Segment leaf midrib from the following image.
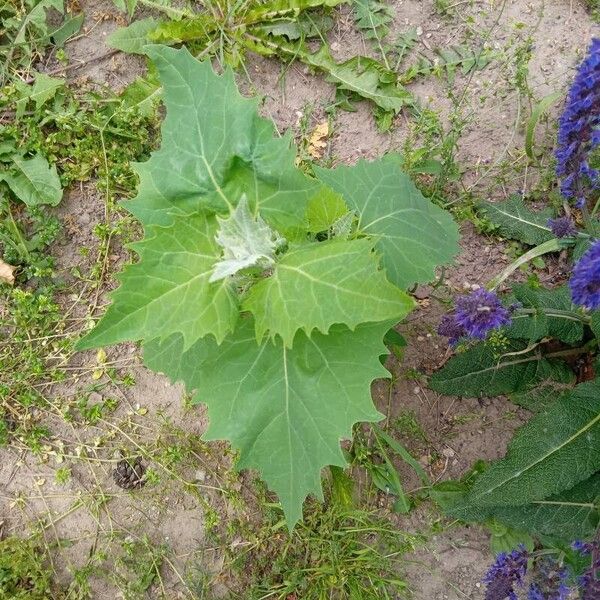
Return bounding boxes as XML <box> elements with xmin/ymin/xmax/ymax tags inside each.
<box><xmin>473</xmin><ymin>409</ymin><xmax>600</xmax><ymax>502</ymax></box>
<box><xmin>487</xmin><ymin>205</ymin><xmax>551</xmax><ymax>233</ymax></box>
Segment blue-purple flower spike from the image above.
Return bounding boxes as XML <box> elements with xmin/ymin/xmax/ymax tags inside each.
<box><xmin>570</xmin><ymin>239</ymin><xmax>600</xmax><ymax>309</ymax></box>
<box><xmin>454</xmin><ymin>288</ymin><xmax>512</xmax><ymax>340</ymax></box>
<box><xmin>555</xmin><ymin>38</ymin><xmax>600</xmax><ymax>207</ymax></box>
<box><xmin>527</xmin><ymin>559</ymin><xmax>570</xmax><ymax>600</ymax></box>
<box><xmin>483</xmin><ymin>546</ymin><xmax>528</xmax><ymax>600</ymax></box>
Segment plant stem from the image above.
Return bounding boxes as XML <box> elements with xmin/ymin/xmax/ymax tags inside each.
<box><xmin>488</xmin><ymin>238</ymin><xmax>566</xmax><ymax>290</ymax></box>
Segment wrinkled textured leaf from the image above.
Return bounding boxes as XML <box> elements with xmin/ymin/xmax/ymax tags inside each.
<box><xmin>591</xmin><ymin>312</ymin><xmax>600</xmax><ymax>340</ymax></box>
<box><xmin>243</xmin><ymin>238</ymin><xmax>414</xmax><ymax>346</ymax></box>
<box><xmin>0</xmin><ymin>154</ymin><xmax>62</xmax><ymax>207</ymax></box>
<box><xmin>315</xmin><ymin>154</ymin><xmax>459</xmax><ymax>288</ymax></box>
<box><xmin>211</xmin><ymin>195</ymin><xmax>282</xmax><ymax>281</ymax></box>
<box><xmin>509</xmin><ymin>377</ymin><xmax>574</xmax><ymax>413</ymax></box>
<box><xmin>429</xmin><ymin>342</ymin><xmax>573</xmax><ymax>397</ymax></box>
<box><xmin>77</xmin><ymin>214</ymin><xmax>238</xmax><ymax>350</ymax></box>
<box><xmin>108</xmin><ymin>18</ymin><xmax>161</xmax><ymax>54</ymax></box>
<box><xmin>126</xmin><ymin>46</ymin><xmax>320</xmax><ymax>235</ymax></box>
<box><xmin>463</xmin><ymin>380</ymin><xmax>600</xmax><ymax>508</ymax></box>
<box><xmin>479</xmin><ymin>196</ymin><xmax>554</xmax><ymax>246</ymax></box>
<box><xmin>505</xmin><ymin>284</ymin><xmax>584</xmax><ymax>344</ymax></box>
<box><xmin>144</xmin><ymin>319</ymin><xmax>389</xmax><ymax>526</ymax></box>
<box><xmin>486</xmin><ymin>474</ymin><xmax>600</xmax><ymax>541</ymax></box>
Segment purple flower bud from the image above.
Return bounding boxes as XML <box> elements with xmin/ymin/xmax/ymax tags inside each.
<box><xmin>570</xmin><ymin>239</ymin><xmax>600</xmax><ymax>309</ymax></box>
<box><xmin>437</xmin><ymin>312</ymin><xmax>466</xmax><ymax>346</ymax></box>
<box><xmin>454</xmin><ymin>288</ymin><xmax>511</xmax><ymax>340</ymax></box>
<box><xmin>547</xmin><ymin>216</ymin><xmax>577</xmax><ymax>238</ymax></box>
<box><xmin>573</xmin><ymin>540</ymin><xmax>593</xmax><ymax>555</ymax></box>
<box><xmin>574</xmin><ymin>536</ymin><xmax>600</xmax><ymax>600</ymax></box>
<box><xmin>483</xmin><ymin>546</ymin><xmax>528</xmax><ymax>600</ymax></box>
<box><xmin>527</xmin><ymin>559</ymin><xmax>570</xmax><ymax>600</ymax></box>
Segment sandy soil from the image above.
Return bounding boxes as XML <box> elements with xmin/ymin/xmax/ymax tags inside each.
<box><xmin>1</xmin><ymin>1</ymin><xmax>597</xmax><ymax>598</ymax></box>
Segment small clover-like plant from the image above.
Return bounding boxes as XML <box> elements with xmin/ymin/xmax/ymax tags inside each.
<box><xmin>430</xmin><ymin>38</ymin><xmax>600</xmax><ymax>548</ymax></box>
<box><xmin>77</xmin><ymin>45</ymin><xmax>459</xmax><ymax>527</ymax></box>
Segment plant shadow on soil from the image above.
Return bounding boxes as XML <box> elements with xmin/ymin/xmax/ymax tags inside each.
<box><xmin>0</xmin><ymin>0</ymin><xmax>597</xmax><ymax>598</ymax></box>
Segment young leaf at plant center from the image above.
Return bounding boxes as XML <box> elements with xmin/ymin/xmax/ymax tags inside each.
<box><xmin>428</xmin><ymin>341</ymin><xmax>574</xmax><ymax>397</ymax></box>
<box><xmin>125</xmin><ymin>45</ymin><xmax>320</xmax><ymax>235</ymax></box>
<box><xmin>461</xmin><ymin>379</ymin><xmax>600</xmax><ymax>509</ymax></box>
<box><xmin>0</xmin><ymin>154</ymin><xmax>62</xmax><ymax>207</ymax></box>
<box><xmin>77</xmin><ymin>213</ymin><xmax>238</xmax><ymax>351</ymax></box>
<box><xmin>478</xmin><ymin>196</ymin><xmax>555</xmax><ymax>246</ymax></box>
<box><xmin>307</xmin><ymin>187</ymin><xmax>348</xmax><ymax>233</ymax></box>
<box><xmin>243</xmin><ymin>238</ymin><xmax>415</xmax><ymax>347</ymax></box>
<box><xmin>120</xmin><ymin>69</ymin><xmax>162</xmax><ymax>117</ymax></box>
<box><xmin>488</xmin><ymin>521</ymin><xmax>534</xmax><ymax>555</ymax></box>
<box><xmin>143</xmin><ymin>319</ymin><xmax>391</xmax><ymax>527</ymax></box>
<box><xmin>211</xmin><ymin>195</ymin><xmax>283</xmax><ymax>282</ymax></box>
<box><xmin>315</xmin><ymin>154</ymin><xmax>459</xmax><ymax>288</ymax></box>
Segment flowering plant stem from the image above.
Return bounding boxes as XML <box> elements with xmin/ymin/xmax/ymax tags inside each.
<box><xmin>488</xmin><ymin>239</ymin><xmax>568</xmax><ymax>290</ymax></box>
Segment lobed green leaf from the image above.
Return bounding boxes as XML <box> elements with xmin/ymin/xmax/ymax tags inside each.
<box><xmin>243</xmin><ymin>238</ymin><xmax>414</xmax><ymax>346</ymax></box>
<box><xmin>315</xmin><ymin>154</ymin><xmax>459</xmax><ymax>288</ymax></box>
<box><xmin>144</xmin><ymin>319</ymin><xmax>390</xmax><ymax>527</ymax></box>
<box><xmin>77</xmin><ymin>214</ymin><xmax>238</xmax><ymax>350</ymax></box>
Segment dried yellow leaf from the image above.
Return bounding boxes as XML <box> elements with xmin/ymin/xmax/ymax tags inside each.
<box><xmin>308</xmin><ymin>121</ymin><xmax>329</xmax><ymax>159</ymax></box>
<box><xmin>0</xmin><ymin>259</ymin><xmax>15</xmax><ymax>285</ymax></box>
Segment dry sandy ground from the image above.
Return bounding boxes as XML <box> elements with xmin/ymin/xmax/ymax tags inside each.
<box><xmin>1</xmin><ymin>1</ymin><xmax>597</xmax><ymax>598</ymax></box>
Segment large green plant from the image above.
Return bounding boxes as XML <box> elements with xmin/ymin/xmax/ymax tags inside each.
<box><xmin>77</xmin><ymin>45</ymin><xmax>459</xmax><ymax>526</ymax></box>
